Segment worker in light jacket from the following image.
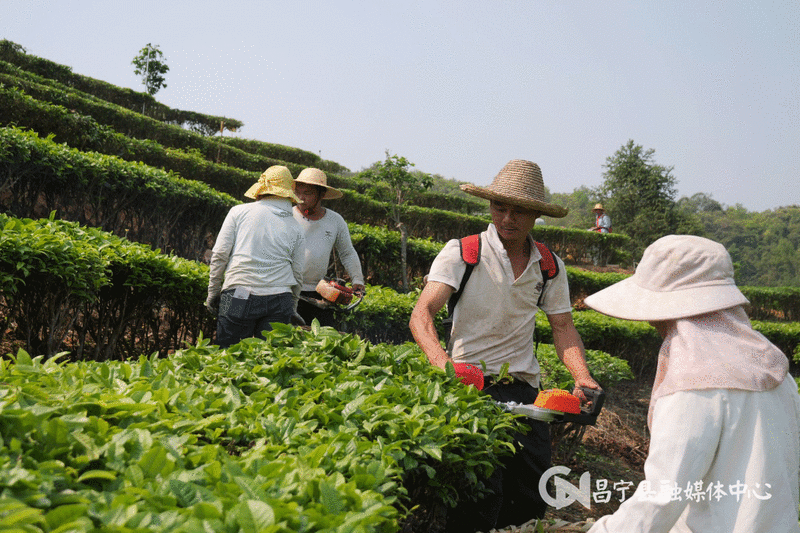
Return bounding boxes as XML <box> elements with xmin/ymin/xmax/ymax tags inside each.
<box><xmin>206</xmin><ymin>166</ymin><xmax>305</xmax><ymax>348</ymax></box>
<box><xmin>584</xmin><ymin>235</ymin><xmax>800</xmax><ymax>533</ymax></box>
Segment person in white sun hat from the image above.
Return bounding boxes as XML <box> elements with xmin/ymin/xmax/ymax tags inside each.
<box><xmin>292</xmin><ymin>167</ymin><xmax>365</xmax><ymax>327</ymax></box>
<box><xmin>206</xmin><ymin>165</ymin><xmax>305</xmax><ymax>348</ymax></box>
<box><xmin>584</xmin><ymin>234</ymin><xmax>800</xmax><ymax>533</ymax></box>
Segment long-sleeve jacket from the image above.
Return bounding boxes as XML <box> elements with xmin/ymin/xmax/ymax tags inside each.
<box><xmin>208</xmin><ymin>198</ymin><xmax>305</xmax><ymax>299</ymax></box>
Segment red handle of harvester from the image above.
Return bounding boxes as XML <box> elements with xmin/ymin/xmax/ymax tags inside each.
<box><xmin>453</xmin><ymin>363</ymin><xmax>484</xmax><ymax>390</ymax></box>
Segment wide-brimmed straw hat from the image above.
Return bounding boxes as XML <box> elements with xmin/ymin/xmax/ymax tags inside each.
<box><xmin>584</xmin><ymin>235</ymin><xmax>749</xmax><ymax>321</ymax></box>
<box><xmin>294</xmin><ymin>168</ymin><xmax>343</xmax><ymax>200</ymax></box>
<box><xmin>244</xmin><ymin>166</ymin><xmax>300</xmax><ymax>202</ymax></box>
<box><xmin>460</xmin><ymin>160</ymin><xmax>568</xmax><ymax>218</ymax></box>
<box><xmin>593</xmin><ymin>203</ymin><xmax>604</xmax><ymax>212</ymax></box>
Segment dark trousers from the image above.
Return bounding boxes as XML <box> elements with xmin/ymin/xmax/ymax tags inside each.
<box><xmin>216</xmin><ymin>290</ymin><xmax>294</xmax><ymax>348</ymax></box>
<box><xmin>446</xmin><ymin>379</ymin><xmax>551</xmax><ymax>533</ymax></box>
<box><xmin>296</xmin><ymin>291</ymin><xmax>338</xmax><ymax>328</ymax></box>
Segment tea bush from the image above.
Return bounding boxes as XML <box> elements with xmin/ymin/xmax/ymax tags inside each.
<box><xmin>0</xmin><ymin>327</ymin><xmax>523</xmax><ymax>532</ymax></box>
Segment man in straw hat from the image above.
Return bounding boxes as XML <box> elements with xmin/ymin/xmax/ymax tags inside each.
<box><xmin>292</xmin><ymin>167</ymin><xmax>365</xmax><ymax>327</ymax></box>
<box><xmin>584</xmin><ymin>235</ymin><xmax>800</xmax><ymax>533</ymax></box>
<box><xmin>410</xmin><ymin>159</ymin><xmax>601</xmax><ymax>531</ymax></box>
<box><xmin>206</xmin><ymin>165</ymin><xmax>305</xmax><ymax>348</ymax></box>
<box><xmin>588</xmin><ymin>203</ymin><xmax>612</xmax><ymax>233</ymax></box>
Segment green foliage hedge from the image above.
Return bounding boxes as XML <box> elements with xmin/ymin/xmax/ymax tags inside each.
<box><xmin>741</xmin><ymin>286</ymin><xmax>800</xmax><ymax>322</ymax></box>
<box><xmin>0</xmin><ymin>81</ymin><xmax>261</xmax><ymax>200</ymax></box>
<box><xmin>0</xmin><ymin>64</ymin><xmax>304</xmax><ymax>178</ymax></box>
<box><xmin>0</xmin><ymin>73</ymin><xmax>622</xmax><ymax>261</ymax></box>
<box><xmin>219</xmin><ymin>137</ymin><xmax>348</xmax><ymax>174</ymax></box>
<box><xmin>0</xmin><ymin>213</ymin><xmax>213</xmax><ymax>360</ymax></box>
<box><xmin>0</xmin><ymin>39</ymin><xmax>244</xmax><ymax>136</ymax></box>
<box><xmin>0</xmin><ymin>328</ymin><xmax>522</xmax><ymax>532</ymax></box>
<box><xmin>0</xmin><ymin>126</ymin><xmax>236</xmax><ymax>260</ymax></box>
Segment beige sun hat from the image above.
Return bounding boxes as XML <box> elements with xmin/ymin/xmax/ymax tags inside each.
<box><xmin>244</xmin><ymin>166</ymin><xmax>300</xmax><ymax>202</ymax></box>
<box><xmin>294</xmin><ymin>168</ymin><xmax>343</xmax><ymax>200</ymax></box>
<box><xmin>583</xmin><ymin>235</ymin><xmax>749</xmax><ymax>321</ymax></box>
<box><xmin>593</xmin><ymin>203</ymin><xmax>604</xmax><ymax>212</ymax></box>
<box><xmin>460</xmin><ymin>160</ymin><xmax>568</xmax><ymax>218</ymax></box>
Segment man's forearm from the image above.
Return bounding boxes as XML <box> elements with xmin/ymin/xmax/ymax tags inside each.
<box><xmin>410</xmin><ymin>309</ymin><xmax>452</xmax><ymax>369</ymax></box>
<box><xmin>550</xmin><ymin>313</ymin><xmax>596</xmax><ymax>386</ymax></box>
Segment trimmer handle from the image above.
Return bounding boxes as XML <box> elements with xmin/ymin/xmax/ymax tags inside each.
<box><xmin>563</xmin><ymin>387</ymin><xmax>605</xmax><ymax>426</ymax></box>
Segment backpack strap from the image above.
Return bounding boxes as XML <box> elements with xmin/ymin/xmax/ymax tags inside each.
<box><xmin>446</xmin><ymin>234</ymin><xmax>481</xmax><ymax>319</ymax></box>
<box><xmin>533</xmin><ymin>240</ymin><xmax>559</xmax><ymax>357</ymax></box>
<box><xmin>534</xmin><ymin>241</ymin><xmax>558</xmax><ymax>306</ymax></box>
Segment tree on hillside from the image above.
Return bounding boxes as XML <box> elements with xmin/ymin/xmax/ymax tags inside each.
<box><xmin>359</xmin><ymin>151</ymin><xmax>432</xmax><ymax>291</ymax></box>
<box><xmin>597</xmin><ymin>140</ymin><xmax>681</xmax><ymax>257</ymax></box>
<box><xmin>676</xmin><ymin>192</ymin><xmax>723</xmax><ymax>214</ymax></box>
<box><xmin>548</xmin><ymin>185</ymin><xmax>599</xmax><ymax>229</ymax></box>
<box><xmin>132</xmin><ymin>43</ymin><xmax>169</xmax><ymax>110</ymax></box>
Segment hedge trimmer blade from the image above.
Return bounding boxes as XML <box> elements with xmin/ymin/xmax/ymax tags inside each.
<box><xmin>498</xmin><ymin>387</ymin><xmax>606</xmax><ymax>426</ymax></box>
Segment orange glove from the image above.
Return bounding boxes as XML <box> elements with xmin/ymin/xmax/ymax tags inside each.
<box><xmin>453</xmin><ymin>363</ymin><xmax>484</xmax><ymax>390</ymax></box>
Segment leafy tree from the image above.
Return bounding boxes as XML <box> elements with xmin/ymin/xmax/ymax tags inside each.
<box><xmin>676</xmin><ymin>192</ymin><xmax>723</xmax><ymax>214</ymax></box>
<box><xmin>359</xmin><ymin>151</ymin><xmax>432</xmax><ymax>290</ymax></box>
<box><xmin>131</xmin><ymin>43</ymin><xmax>169</xmax><ymax>105</ymax></box>
<box><xmin>694</xmin><ymin>205</ymin><xmax>800</xmax><ymax>287</ymax></box>
<box><xmin>597</xmin><ymin>140</ymin><xmax>680</xmax><ymax>257</ymax></box>
<box><xmin>548</xmin><ymin>185</ymin><xmax>599</xmax><ymax>229</ymax></box>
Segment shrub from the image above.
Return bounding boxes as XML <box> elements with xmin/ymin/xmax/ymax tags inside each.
<box><xmin>0</xmin><ymin>328</ymin><xmax>522</xmax><ymax>531</ymax></box>
<box><xmin>0</xmin><ymin>213</ymin><xmax>213</xmax><ymax>359</ymax></box>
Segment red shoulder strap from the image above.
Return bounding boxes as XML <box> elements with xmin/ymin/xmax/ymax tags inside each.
<box><xmin>534</xmin><ymin>241</ymin><xmax>558</xmax><ymax>280</ymax></box>
<box><xmin>459</xmin><ymin>234</ymin><xmax>481</xmax><ymax>265</ymax></box>
<box><xmin>446</xmin><ymin>234</ymin><xmax>481</xmax><ymax>320</ymax></box>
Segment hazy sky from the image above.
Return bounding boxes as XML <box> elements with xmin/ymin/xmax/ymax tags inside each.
<box><xmin>3</xmin><ymin>0</ymin><xmax>798</xmax><ymax>212</ymax></box>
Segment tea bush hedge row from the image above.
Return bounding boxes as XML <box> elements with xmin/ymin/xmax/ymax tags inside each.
<box><xmin>0</xmin><ymin>39</ymin><xmax>244</xmax><ymax>136</ymax></box>
<box><xmin>0</xmin><ymin>213</ymin><xmax>213</xmax><ymax>359</ymax></box>
<box><xmin>0</xmin><ymin>82</ymin><xmax>260</xmax><ymax>200</ymax></box>
<box><xmin>2</xmin><ymin>210</ymin><xmax>797</xmax><ymax>367</ymax></box>
<box><xmin>0</xmin><ymin>126</ymin><xmax>236</xmax><ymax>260</ymax></box>
<box><xmin>536</xmin><ymin>310</ymin><xmax>800</xmax><ymax>377</ymax></box>
<box><xmin>0</xmin><ymin>65</ymin><xmax>306</xmax><ymax>177</ymax></box>
<box><xmin>0</xmin><ymin>60</ymin><xmax>627</xmax><ymax>261</ymax></box>
<box><xmin>0</xmin><ymin>331</ymin><xmax>520</xmax><ymax>532</ymax></box>
<box><xmin>740</xmin><ymin>285</ymin><xmax>800</xmax><ymax>322</ymax></box>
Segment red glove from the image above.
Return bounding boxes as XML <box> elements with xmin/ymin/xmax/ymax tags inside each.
<box><xmin>453</xmin><ymin>363</ymin><xmax>484</xmax><ymax>390</ymax></box>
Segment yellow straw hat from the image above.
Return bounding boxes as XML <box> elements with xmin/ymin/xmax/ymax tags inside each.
<box><xmin>244</xmin><ymin>166</ymin><xmax>300</xmax><ymax>202</ymax></box>
<box><xmin>593</xmin><ymin>203</ymin><xmax>604</xmax><ymax>212</ymax></box>
<box><xmin>294</xmin><ymin>168</ymin><xmax>343</xmax><ymax>200</ymax></box>
<box><xmin>460</xmin><ymin>160</ymin><xmax>568</xmax><ymax>218</ymax></box>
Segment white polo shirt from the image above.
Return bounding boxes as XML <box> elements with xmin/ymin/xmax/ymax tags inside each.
<box><xmin>426</xmin><ymin>224</ymin><xmax>572</xmax><ymax>388</ymax></box>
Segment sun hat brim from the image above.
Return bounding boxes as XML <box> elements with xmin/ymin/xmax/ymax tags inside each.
<box><xmin>244</xmin><ymin>166</ymin><xmax>300</xmax><ymax>202</ymax></box>
<box><xmin>293</xmin><ymin>179</ymin><xmax>343</xmax><ymax>200</ymax></box>
<box><xmin>244</xmin><ymin>183</ymin><xmax>300</xmax><ymax>202</ymax></box>
<box><xmin>583</xmin><ymin>273</ymin><xmax>749</xmax><ymax>321</ymax></box>
<box><xmin>460</xmin><ymin>183</ymin><xmax>568</xmax><ymax>218</ymax></box>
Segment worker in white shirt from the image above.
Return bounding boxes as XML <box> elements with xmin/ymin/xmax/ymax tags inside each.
<box><xmin>585</xmin><ymin>235</ymin><xmax>800</xmax><ymax>533</ymax></box>
<box><xmin>292</xmin><ymin>168</ymin><xmax>365</xmax><ymax>327</ymax></box>
<box><xmin>206</xmin><ymin>166</ymin><xmax>305</xmax><ymax>348</ymax></box>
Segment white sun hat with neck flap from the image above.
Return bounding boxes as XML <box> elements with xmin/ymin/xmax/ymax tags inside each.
<box><xmin>583</xmin><ymin>235</ymin><xmax>749</xmax><ymax>321</ymax></box>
